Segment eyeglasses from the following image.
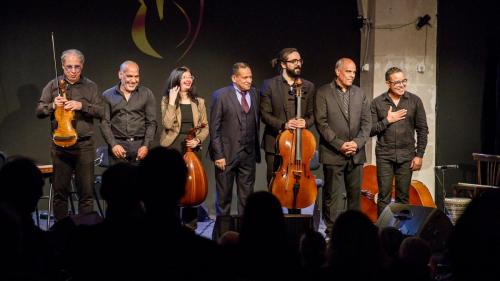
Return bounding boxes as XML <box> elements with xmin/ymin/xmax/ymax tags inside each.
<box><xmin>285</xmin><ymin>59</ymin><xmax>303</xmax><ymax>65</ymax></box>
<box><xmin>388</xmin><ymin>79</ymin><xmax>408</xmax><ymax>86</ymax></box>
<box><xmin>182</xmin><ymin>75</ymin><xmax>195</xmax><ymax>80</ymax></box>
<box><xmin>63</xmin><ymin>65</ymin><xmax>82</xmax><ymax>71</ymax></box>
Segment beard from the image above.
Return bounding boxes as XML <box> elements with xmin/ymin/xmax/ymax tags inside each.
<box><xmin>286</xmin><ymin>67</ymin><xmax>301</xmax><ymax>78</ymax></box>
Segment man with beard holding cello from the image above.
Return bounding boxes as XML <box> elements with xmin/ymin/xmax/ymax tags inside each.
<box><xmin>260</xmin><ymin>48</ymin><xmax>316</xmax><ymax>187</ymax></box>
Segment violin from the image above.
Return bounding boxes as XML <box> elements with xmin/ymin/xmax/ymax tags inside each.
<box><xmin>53</xmin><ymin>80</ymin><xmax>78</xmax><ymax>147</ymax></box>
<box><xmin>179</xmin><ymin>123</ymin><xmax>208</xmax><ymax>207</ymax></box>
<box><xmin>50</xmin><ymin>32</ymin><xmax>77</xmax><ymax>147</ymax></box>
<box><xmin>271</xmin><ymin>78</ymin><xmax>317</xmax><ymax>210</ymax></box>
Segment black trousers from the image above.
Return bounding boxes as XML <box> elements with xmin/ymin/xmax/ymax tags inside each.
<box><xmin>108</xmin><ymin>138</ymin><xmax>143</xmax><ymax>166</ymax></box>
<box><xmin>215</xmin><ymin>149</ymin><xmax>256</xmax><ymax>216</ymax></box>
<box><xmin>376</xmin><ymin>158</ymin><xmax>412</xmax><ymax>215</ymax></box>
<box><xmin>51</xmin><ymin>139</ymin><xmax>95</xmax><ymax>221</ymax></box>
<box><xmin>322</xmin><ymin>160</ymin><xmax>362</xmax><ymax>236</ymax></box>
<box><xmin>265</xmin><ymin>152</ymin><xmax>279</xmax><ymax>188</ymax></box>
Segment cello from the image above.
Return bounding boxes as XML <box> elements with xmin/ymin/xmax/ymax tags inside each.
<box><xmin>271</xmin><ymin>78</ymin><xmax>317</xmax><ymax>211</ymax></box>
<box><xmin>360</xmin><ymin>164</ymin><xmax>436</xmax><ymax>222</ymax></box>
<box><xmin>51</xmin><ymin>33</ymin><xmax>77</xmax><ymax>147</ymax></box>
<box><xmin>179</xmin><ymin>123</ymin><xmax>208</xmax><ymax>207</ymax></box>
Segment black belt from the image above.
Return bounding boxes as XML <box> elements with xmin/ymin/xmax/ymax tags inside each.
<box><xmin>116</xmin><ymin>137</ymin><xmax>144</xmax><ymax>142</ymax></box>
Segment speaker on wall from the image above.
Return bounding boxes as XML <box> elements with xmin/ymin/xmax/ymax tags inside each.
<box><xmin>376</xmin><ymin>203</ymin><xmax>453</xmax><ymax>252</ymax></box>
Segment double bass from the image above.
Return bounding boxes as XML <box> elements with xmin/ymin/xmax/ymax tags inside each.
<box><xmin>360</xmin><ymin>164</ymin><xmax>436</xmax><ymax>222</ymax></box>
<box><xmin>179</xmin><ymin>123</ymin><xmax>208</xmax><ymax>207</ymax></box>
<box><xmin>51</xmin><ymin>33</ymin><xmax>77</xmax><ymax>147</ymax></box>
<box><xmin>271</xmin><ymin>78</ymin><xmax>317</xmax><ymax>211</ymax></box>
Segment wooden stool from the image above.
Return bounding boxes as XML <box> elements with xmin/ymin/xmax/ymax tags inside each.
<box><xmin>37</xmin><ymin>164</ymin><xmax>54</xmax><ymax>230</ymax></box>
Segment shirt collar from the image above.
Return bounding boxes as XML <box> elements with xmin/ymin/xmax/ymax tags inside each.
<box><xmin>233</xmin><ymin>84</ymin><xmax>247</xmax><ymax>95</ymax></box>
<box><xmin>116</xmin><ymin>83</ymin><xmax>139</xmax><ymax>95</ymax></box>
<box><xmin>64</xmin><ymin>75</ymin><xmax>84</xmax><ymax>85</ymax></box>
<box><xmin>383</xmin><ymin>91</ymin><xmax>409</xmax><ymax>101</ymax></box>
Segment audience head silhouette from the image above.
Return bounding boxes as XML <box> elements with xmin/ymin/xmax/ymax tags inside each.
<box><xmin>379</xmin><ymin>226</ymin><xmax>405</xmax><ymax>261</ymax></box>
<box><xmin>327</xmin><ymin>210</ymin><xmax>382</xmax><ymax>280</ymax></box>
<box><xmin>240</xmin><ymin>191</ymin><xmax>286</xmax><ymax>246</ymax></box>
<box><xmin>299</xmin><ymin>229</ymin><xmax>327</xmax><ymax>269</ymax></box>
<box><xmin>448</xmin><ymin>190</ymin><xmax>500</xmax><ymax>281</ymax></box>
<box><xmin>100</xmin><ymin>162</ymin><xmax>141</xmax><ymax>217</ymax></box>
<box><xmin>138</xmin><ymin>147</ymin><xmax>187</xmax><ymax>213</ymax></box>
<box><xmin>0</xmin><ymin>156</ymin><xmax>43</xmax><ymax>214</ymax></box>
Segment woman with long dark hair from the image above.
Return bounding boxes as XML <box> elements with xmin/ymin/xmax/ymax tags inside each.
<box><xmin>160</xmin><ymin>66</ymin><xmax>209</xmax><ymax>230</ymax></box>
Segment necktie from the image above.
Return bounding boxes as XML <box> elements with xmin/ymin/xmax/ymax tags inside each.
<box><xmin>341</xmin><ymin>91</ymin><xmax>349</xmax><ymax>117</ymax></box>
<box><xmin>241</xmin><ymin>92</ymin><xmax>250</xmax><ymax>113</ymax></box>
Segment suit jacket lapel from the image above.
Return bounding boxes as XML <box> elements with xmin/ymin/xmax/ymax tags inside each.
<box><xmin>278</xmin><ymin>79</ymin><xmax>290</xmax><ymax>120</ymax></box>
<box><xmin>191</xmin><ymin>102</ymin><xmax>200</xmax><ymax>126</ymax></box>
<box><xmin>250</xmin><ymin>89</ymin><xmax>259</xmax><ymax>124</ymax></box>
<box><xmin>229</xmin><ymin>87</ymin><xmax>242</xmax><ymax>124</ymax></box>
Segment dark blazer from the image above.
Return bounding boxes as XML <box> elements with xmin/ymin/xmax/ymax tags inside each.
<box><xmin>209</xmin><ymin>85</ymin><xmax>261</xmax><ymax>164</ymax></box>
<box><xmin>314</xmin><ymin>82</ymin><xmax>371</xmax><ymax>165</ymax></box>
<box><xmin>260</xmin><ymin>75</ymin><xmax>316</xmax><ymax>153</ymax></box>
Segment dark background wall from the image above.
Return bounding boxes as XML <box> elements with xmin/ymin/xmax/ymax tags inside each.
<box><xmin>0</xmin><ymin>0</ymin><xmax>360</xmax><ymax>213</ymax></box>
<box><xmin>436</xmin><ymin>0</ymin><xmax>500</xmax><ymax>201</ymax></box>
<box><xmin>1</xmin><ymin>0</ymin><xmax>498</xmax><ymax>212</ymax></box>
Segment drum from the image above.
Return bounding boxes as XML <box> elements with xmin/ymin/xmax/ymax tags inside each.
<box><xmin>444</xmin><ymin>197</ymin><xmax>472</xmax><ymax>225</ymax></box>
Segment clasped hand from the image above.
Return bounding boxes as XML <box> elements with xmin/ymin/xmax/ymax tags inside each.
<box><xmin>54</xmin><ymin>96</ymin><xmax>82</xmax><ymax>111</ymax></box>
<box><xmin>340</xmin><ymin>141</ymin><xmax>358</xmax><ymax>156</ymax></box>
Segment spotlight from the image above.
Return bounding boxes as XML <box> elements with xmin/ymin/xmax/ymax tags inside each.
<box><xmin>416</xmin><ymin>14</ymin><xmax>431</xmax><ymax>30</ymax></box>
<box><xmin>355</xmin><ymin>15</ymin><xmax>365</xmax><ymax>29</ymax></box>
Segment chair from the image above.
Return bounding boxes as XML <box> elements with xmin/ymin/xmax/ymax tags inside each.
<box><xmin>310</xmin><ymin>150</ymin><xmax>323</xmax><ymax>188</ymax></box>
<box><xmin>92</xmin><ymin>145</ymin><xmax>109</xmax><ymax>217</ymax></box>
<box><xmin>473</xmin><ymin>153</ymin><xmax>500</xmax><ymax>186</ymax></box>
<box><xmin>454</xmin><ymin>153</ymin><xmax>500</xmax><ymax>198</ymax></box>
<box><xmin>308</xmin><ymin>150</ymin><xmax>327</xmax><ymax>232</ymax></box>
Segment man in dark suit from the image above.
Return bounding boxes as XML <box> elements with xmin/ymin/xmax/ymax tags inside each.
<box><xmin>260</xmin><ymin>48</ymin><xmax>316</xmax><ymax>186</ymax></box>
<box><xmin>314</xmin><ymin>58</ymin><xmax>371</xmax><ymax>236</ymax></box>
<box><xmin>209</xmin><ymin>62</ymin><xmax>261</xmax><ymax>216</ymax></box>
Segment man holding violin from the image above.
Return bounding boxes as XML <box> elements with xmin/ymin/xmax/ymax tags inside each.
<box><xmin>36</xmin><ymin>49</ymin><xmax>104</xmax><ymax>221</ymax></box>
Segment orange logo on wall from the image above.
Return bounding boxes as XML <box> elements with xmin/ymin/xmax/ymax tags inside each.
<box><xmin>132</xmin><ymin>0</ymin><xmax>204</xmax><ymax>61</ymax></box>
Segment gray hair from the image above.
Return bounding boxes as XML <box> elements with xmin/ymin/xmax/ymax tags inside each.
<box><xmin>61</xmin><ymin>49</ymin><xmax>85</xmax><ymax>65</ymax></box>
<box><xmin>232</xmin><ymin>62</ymin><xmax>250</xmax><ymax>75</ymax></box>
<box><xmin>119</xmin><ymin>60</ymin><xmax>139</xmax><ymax>72</ymax></box>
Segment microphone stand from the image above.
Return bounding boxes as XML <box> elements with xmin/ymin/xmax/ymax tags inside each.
<box><xmin>435</xmin><ymin>167</ymin><xmax>447</xmax><ymax>212</ymax></box>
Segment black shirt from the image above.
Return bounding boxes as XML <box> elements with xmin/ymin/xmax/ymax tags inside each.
<box><xmin>370</xmin><ymin>91</ymin><xmax>428</xmax><ymax>162</ymax></box>
<box><xmin>100</xmin><ymin>84</ymin><xmax>157</xmax><ymax>148</ymax></box>
<box><xmin>179</xmin><ymin>104</ymin><xmax>193</xmax><ymax>134</ymax></box>
<box><xmin>36</xmin><ymin>75</ymin><xmax>104</xmax><ymax>138</ymax></box>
